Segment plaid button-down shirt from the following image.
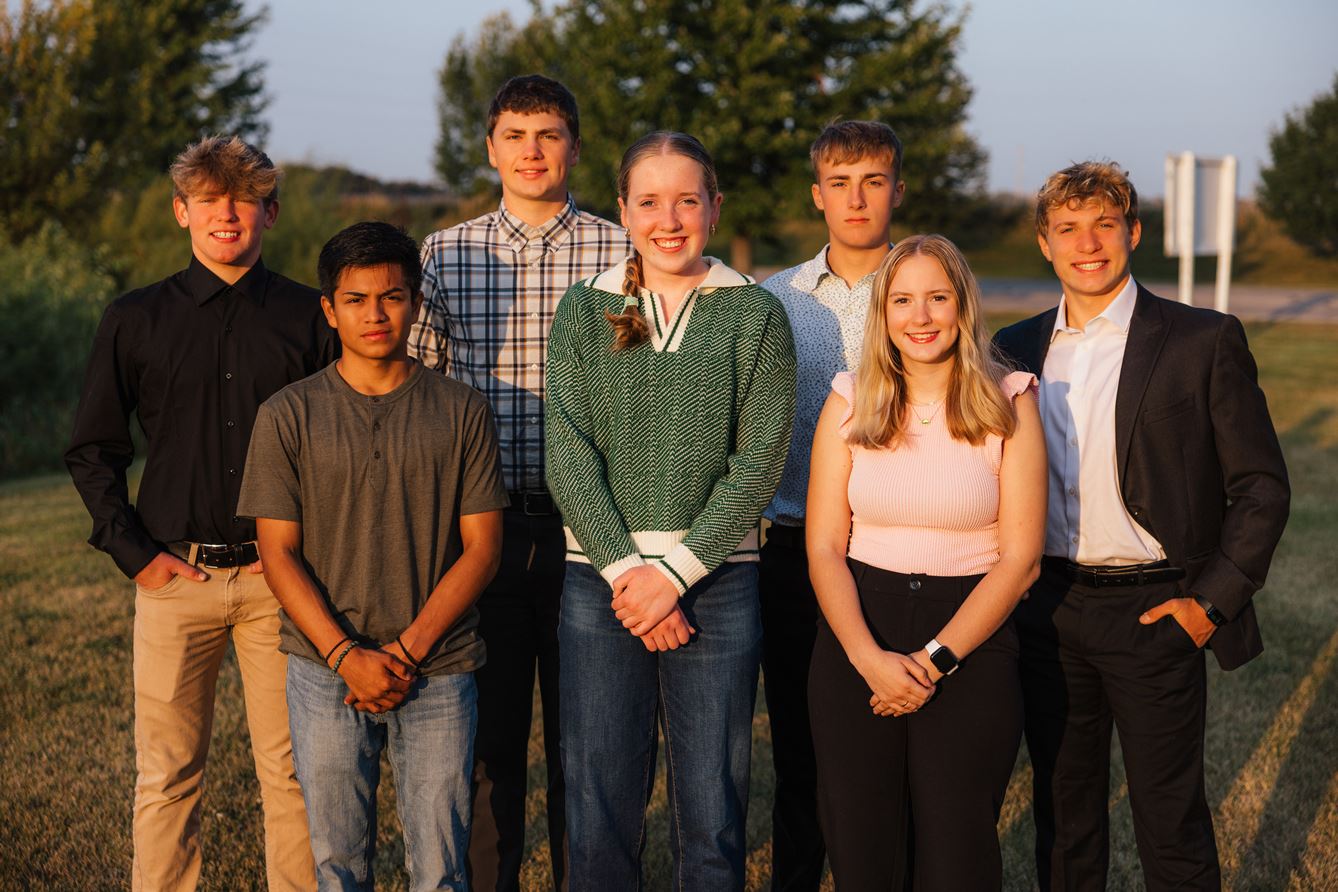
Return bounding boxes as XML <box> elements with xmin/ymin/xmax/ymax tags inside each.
<box><xmin>409</xmin><ymin>196</ymin><xmax>630</xmax><ymax>492</ymax></box>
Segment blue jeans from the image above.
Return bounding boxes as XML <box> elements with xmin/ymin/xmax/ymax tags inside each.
<box><xmin>286</xmin><ymin>655</ymin><xmax>476</xmax><ymax>892</ymax></box>
<box><xmin>559</xmin><ymin>561</ymin><xmax>762</xmax><ymax>890</ymax></box>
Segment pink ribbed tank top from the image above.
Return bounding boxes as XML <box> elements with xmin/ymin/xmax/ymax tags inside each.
<box><xmin>834</xmin><ymin>370</ymin><xmax>1036</xmax><ymax>577</ymax></box>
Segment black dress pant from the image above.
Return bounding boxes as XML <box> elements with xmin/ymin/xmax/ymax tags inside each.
<box><xmin>809</xmin><ymin>560</ymin><xmax>1022</xmax><ymax>891</ymax></box>
<box><xmin>1017</xmin><ymin>562</ymin><xmax>1220</xmax><ymax>892</ymax></box>
<box><xmin>469</xmin><ymin>506</ymin><xmax>567</xmax><ymax>892</ymax></box>
<box><xmin>758</xmin><ymin>526</ymin><xmax>825</xmax><ymax>891</ymax></box>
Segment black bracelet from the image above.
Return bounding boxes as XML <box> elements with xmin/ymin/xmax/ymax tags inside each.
<box><xmin>322</xmin><ymin>635</ymin><xmax>352</xmax><ymax>664</ymax></box>
<box><xmin>396</xmin><ymin>635</ymin><xmax>422</xmax><ymax>669</ymax></box>
<box><xmin>330</xmin><ymin>640</ymin><xmax>358</xmax><ymax>673</ymax></box>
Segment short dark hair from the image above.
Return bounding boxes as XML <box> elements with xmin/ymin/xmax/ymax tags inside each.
<box><xmin>487</xmin><ymin>74</ymin><xmax>580</xmax><ymax>141</ymax></box>
<box><xmin>317</xmin><ymin>222</ymin><xmax>422</xmax><ymax>299</ymax></box>
<box><xmin>810</xmin><ymin>120</ymin><xmax>903</xmax><ymax>183</ymax></box>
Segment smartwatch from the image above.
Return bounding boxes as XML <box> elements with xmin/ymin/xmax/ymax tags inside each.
<box><xmin>926</xmin><ymin>638</ymin><xmax>959</xmax><ymax>676</ymax></box>
<box><xmin>1192</xmin><ymin>593</ymin><xmax>1227</xmax><ymax>627</ymax></box>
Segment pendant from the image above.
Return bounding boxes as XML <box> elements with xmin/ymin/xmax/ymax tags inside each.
<box><xmin>921</xmin><ymin>418</ymin><xmax>930</xmax><ymax>425</ymax></box>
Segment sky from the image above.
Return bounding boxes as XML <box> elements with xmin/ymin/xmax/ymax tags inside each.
<box><xmin>247</xmin><ymin>0</ymin><xmax>1338</xmax><ymax>198</ymax></box>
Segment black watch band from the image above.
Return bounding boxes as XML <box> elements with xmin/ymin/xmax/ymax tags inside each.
<box><xmin>1192</xmin><ymin>593</ymin><xmax>1227</xmax><ymax>627</ymax></box>
<box><xmin>926</xmin><ymin>638</ymin><xmax>959</xmax><ymax>676</ymax></box>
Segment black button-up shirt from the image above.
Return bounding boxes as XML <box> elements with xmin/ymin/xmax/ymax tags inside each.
<box><xmin>66</xmin><ymin>256</ymin><xmax>338</xmax><ymax>577</ymax></box>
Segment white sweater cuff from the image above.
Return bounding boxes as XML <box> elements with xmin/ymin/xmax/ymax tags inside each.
<box><xmin>599</xmin><ymin>553</ymin><xmax>647</xmax><ymax>587</ymax></box>
<box><xmin>656</xmin><ymin>544</ymin><xmax>710</xmax><ymax>595</ymax></box>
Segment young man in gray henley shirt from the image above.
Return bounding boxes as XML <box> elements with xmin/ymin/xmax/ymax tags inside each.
<box><xmin>757</xmin><ymin>120</ymin><xmax>906</xmax><ymax>891</ymax></box>
<box><xmin>238</xmin><ymin>222</ymin><xmax>508</xmax><ymax>890</ymax></box>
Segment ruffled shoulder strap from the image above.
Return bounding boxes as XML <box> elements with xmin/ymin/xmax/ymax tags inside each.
<box><xmin>831</xmin><ymin>371</ymin><xmax>857</xmax><ymax>429</ymax></box>
<box><xmin>1001</xmin><ymin>369</ymin><xmax>1038</xmax><ymax>402</ymax></box>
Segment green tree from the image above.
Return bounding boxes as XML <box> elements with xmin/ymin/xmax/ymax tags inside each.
<box><xmin>1258</xmin><ymin>73</ymin><xmax>1338</xmax><ymax>258</ymax></box>
<box><xmin>0</xmin><ymin>0</ymin><xmax>268</xmax><ymax>241</ymax></box>
<box><xmin>434</xmin><ymin>0</ymin><xmax>985</xmax><ymax>271</ymax></box>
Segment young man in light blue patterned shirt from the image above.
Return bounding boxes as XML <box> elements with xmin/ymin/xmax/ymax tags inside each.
<box><xmin>757</xmin><ymin>120</ymin><xmax>906</xmax><ymax>891</ymax></box>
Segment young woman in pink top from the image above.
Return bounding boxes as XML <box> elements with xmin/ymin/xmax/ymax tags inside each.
<box><xmin>806</xmin><ymin>234</ymin><xmax>1046</xmax><ymax>889</ymax></box>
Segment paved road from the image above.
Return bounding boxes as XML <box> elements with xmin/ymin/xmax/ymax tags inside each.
<box><xmin>980</xmin><ymin>279</ymin><xmax>1338</xmax><ymax>325</ymax></box>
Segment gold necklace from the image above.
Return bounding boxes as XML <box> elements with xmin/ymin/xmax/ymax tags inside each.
<box><xmin>909</xmin><ymin>397</ymin><xmax>944</xmax><ymax>426</ymax></box>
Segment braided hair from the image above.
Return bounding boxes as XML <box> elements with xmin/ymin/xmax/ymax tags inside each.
<box><xmin>605</xmin><ymin>131</ymin><xmax>719</xmax><ymax>351</ymax></box>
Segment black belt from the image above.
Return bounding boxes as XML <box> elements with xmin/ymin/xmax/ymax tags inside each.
<box><xmin>1043</xmin><ymin>556</ymin><xmax>1185</xmax><ymax>588</ymax></box>
<box><xmin>173</xmin><ymin>541</ymin><xmax>259</xmax><ymax>569</ymax></box>
<box><xmin>765</xmin><ymin>522</ymin><xmax>805</xmax><ymax>549</ymax></box>
<box><xmin>509</xmin><ymin>489</ymin><xmax>557</xmax><ymax>517</ymax></box>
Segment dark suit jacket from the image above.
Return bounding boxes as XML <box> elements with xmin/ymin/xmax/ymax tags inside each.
<box><xmin>994</xmin><ymin>284</ymin><xmax>1290</xmax><ymax>670</ymax></box>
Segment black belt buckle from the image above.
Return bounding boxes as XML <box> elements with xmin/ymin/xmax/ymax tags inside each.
<box><xmin>195</xmin><ymin>542</ymin><xmax>259</xmax><ymax>569</ymax></box>
<box><xmin>511</xmin><ymin>490</ymin><xmax>556</xmax><ymax>517</ymax></box>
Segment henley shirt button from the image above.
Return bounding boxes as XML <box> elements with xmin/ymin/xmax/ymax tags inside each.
<box><xmin>225</xmin><ymin>326</ymin><xmax>232</xmax><ymax>334</ymax></box>
<box><xmin>373</xmin><ymin>422</ymin><xmax>381</xmax><ymax>431</ymax></box>
<box><xmin>225</xmin><ymin>372</ymin><xmax>233</xmax><ymax>380</ymax></box>
<box><xmin>1067</xmin><ymin>486</ymin><xmax>1077</xmax><ymax>496</ymax></box>
<box><xmin>232</xmin><ymin>515</ymin><xmax>239</xmax><ymax>523</ymax></box>
<box><xmin>228</xmin><ymin>468</ymin><xmax>236</xmax><ymax>476</ymax></box>
<box><xmin>909</xmin><ymin>579</ymin><xmax>922</xmax><ymax>591</ymax></box>
<box><xmin>226</xmin><ymin>420</ymin><xmax>235</xmax><ymax>428</ymax></box>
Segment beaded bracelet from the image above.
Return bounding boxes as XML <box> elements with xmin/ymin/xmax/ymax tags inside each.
<box><xmin>322</xmin><ymin>635</ymin><xmax>352</xmax><ymax>664</ymax></box>
<box><xmin>330</xmin><ymin>640</ymin><xmax>358</xmax><ymax>674</ymax></box>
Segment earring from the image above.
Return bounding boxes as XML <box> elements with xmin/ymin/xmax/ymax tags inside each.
<box><xmin>710</xmin><ymin>224</ymin><xmax>718</xmax><ymax>236</ymax></box>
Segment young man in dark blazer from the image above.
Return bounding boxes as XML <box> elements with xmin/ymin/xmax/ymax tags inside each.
<box><xmin>994</xmin><ymin>161</ymin><xmax>1289</xmax><ymax>891</ymax></box>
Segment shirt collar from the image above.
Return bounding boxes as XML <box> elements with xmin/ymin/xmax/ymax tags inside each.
<box><xmin>1052</xmin><ymin>275</ymin><xmax>1138</xmax><ymax>339</ymax></box>
<box><xmin>587</xmin><ymin>256</ymin><xmax>754</xmax><ymax>296</ymax></box>
<box><xmin>791</xmin><ymin>245</ymin><xmax>835</xmax><ymax>292</ymax></box>
<box><xmin>792</xmin><ymin>243</ymin><xmax>886</xmax><ymax>293</ymax></box>
<box><xmin>185</xmin><ymin>255</ymin><xmax>268</xmax><ymax>307</ymax></box>
<box><xmin>497</xmin><ymin>195</ymin><xmax>580</xmax><ymax>255</ymax></box>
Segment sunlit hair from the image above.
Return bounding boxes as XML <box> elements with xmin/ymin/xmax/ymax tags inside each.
<box><xmin>169</xmin><ymin>135</ymin><xmax>280</xmax><ymax>203</ymax></box>
<box><xmin>847</xmin><ymin>234</ymin><xmax>1016</xmax><ymax>448</ymax></box>
<box><xmin>487</xmin><ymin>74</ymin><xmax>580</xmax><ymax>141</ymax></box>
<box><xmin>810</xmin><ymin>119</ymin><xmax>903</xmax><ymax>183</ymax></box>
<box><xmin>1034</xmin><ymin>160</ymin><xmax>1138</xmax><ymax>237</ymax></box>
<box><xmin>606</xmin><ymin>131</ymin><xmax>720</xmax><ymax>351</ymax></box>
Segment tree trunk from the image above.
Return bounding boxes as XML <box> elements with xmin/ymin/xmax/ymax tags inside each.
<box><xmin>730</xmin><ymin>233</ymin><xmax>753</xmax><ymax>275</ymax></box>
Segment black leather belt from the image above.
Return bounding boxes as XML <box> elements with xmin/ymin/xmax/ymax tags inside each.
<box><xmin>174</xmin><ymin>541</ymin><xmax>260</xmax><ymax>569</ymax></box>
<box><xmin>1043</xmin><ymin>556</ymin><xmax>1185</xmax><ymax>588</ymax></box>
<box><xmin>509</xmin><ymin>489</ymin><xmax>557</xmax><ymax>517</ymax></box>
<box><xmin>765</xmin><ymin>522</ymin><xmax>805</xmax><ymax>549</ymax></box>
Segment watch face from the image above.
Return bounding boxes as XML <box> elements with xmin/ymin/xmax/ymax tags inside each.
<box><xmin>931</xmin><ymin>646</ymin><xmax>958</xmax><ymax>674</ymax></box>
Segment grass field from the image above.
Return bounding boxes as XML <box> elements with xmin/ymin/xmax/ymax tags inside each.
<box><xmin>2</xmin><ymin>318</ymin><xmax>1336</xmax><ymax>891</ymax></box>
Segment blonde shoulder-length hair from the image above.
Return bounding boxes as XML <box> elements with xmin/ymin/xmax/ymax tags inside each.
<box><xmin>846</xmin><ymin>234</ymin><xmax>1017</xmax><ymax>448</ymax></box>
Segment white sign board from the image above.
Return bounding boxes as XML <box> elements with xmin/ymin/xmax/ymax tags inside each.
<box><xmin>1163</xmin><ymin>152</ymin><xmax>1237</xmax><ymax>312</ymax></box>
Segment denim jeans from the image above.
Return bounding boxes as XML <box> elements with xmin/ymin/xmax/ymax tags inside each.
<box><xmin>286</xmin><ymin>655</ymin><xmax>477</xmax><ymax>892</ymax></box>
<box><xmin>559</xmin><ymin>561</ymin><xmax>762</xmax><ymax>890</ymax></box>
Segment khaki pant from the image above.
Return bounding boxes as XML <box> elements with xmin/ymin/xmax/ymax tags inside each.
<box><xmin>132</xmin><ymin>554</ymin><xmax>315</xmax><ymax>891</ymax></box>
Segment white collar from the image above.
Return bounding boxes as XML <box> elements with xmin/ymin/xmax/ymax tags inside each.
<box><xmin>587</xmin><ymin>255</ymin><xmax>754</xmax><ymax>295</ymax></box>
<box><xmin>1052</xmin><ymin>276</ymin><xmax>1138</xmax><ymax>338</ymax></box>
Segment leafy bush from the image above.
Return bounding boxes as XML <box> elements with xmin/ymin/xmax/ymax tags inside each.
<box><xmin>0</xmin><ymin>224</ymin><xmax>116</xmax><ymax>477</ymax></box>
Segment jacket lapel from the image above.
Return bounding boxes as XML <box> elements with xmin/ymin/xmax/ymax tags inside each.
<box><xmin>1018</xmin><ymin>307</ymin><xmax>1058</xmax><ymax>374</ymax></box>
<box><xmin>1115</xmin><ymin>286</ymin><xmax>1169</xmax><ymax>478</ymax></box>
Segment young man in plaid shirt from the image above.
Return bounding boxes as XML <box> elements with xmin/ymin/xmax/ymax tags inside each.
<box><xmin>408</xmin><ymin>74</ymin><xmax>629</xmax><ymax>892</ymax></box>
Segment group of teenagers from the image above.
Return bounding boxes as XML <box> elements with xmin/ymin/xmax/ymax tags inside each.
<box><xmin>65</xmin><ymin>73</ymin><xmax>1291</xmax><ymax>892</ymax></box>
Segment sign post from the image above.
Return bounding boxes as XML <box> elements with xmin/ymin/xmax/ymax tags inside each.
<box><xmin>1163</xmin><ymin>152</ymin><xmax>1238</xmax><ymax>312</ymax></box>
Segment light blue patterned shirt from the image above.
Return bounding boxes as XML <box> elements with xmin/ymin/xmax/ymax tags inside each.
<box><xmin>762</xmin><ymin>245</ymin><xmax>877</xmax><ymax>526</ymax></box>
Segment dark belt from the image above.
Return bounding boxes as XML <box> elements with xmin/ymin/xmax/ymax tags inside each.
<box><xmin>172</xmin><ymin>541</ymin><xmax>260</xmax><ymax>569</ymax></box>
<box><xmin>765</xmin><ymin>522</ymin><xmax>805</xmax><ymax>549</ymax></box>
<box><xmin>509</xmin><ymin>489</ymin><xmax>557</xmax><ymax>517</ymax></box>
<box><xmin>1042</xmin><ymin>556</ymin><xmax>1185</xmax><ymax>588</ymax></box>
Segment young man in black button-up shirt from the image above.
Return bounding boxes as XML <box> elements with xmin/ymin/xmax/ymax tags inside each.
<box><xmin>66</xmin><ymin>136</ymin><xmax>335</xmax><ymax>892</ymax></box>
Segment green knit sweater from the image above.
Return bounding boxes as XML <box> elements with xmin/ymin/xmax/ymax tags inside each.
<box><xmin>545</xmin><ymin>259</ymin><xmax>796</xmax><ymax>594</ymax></box>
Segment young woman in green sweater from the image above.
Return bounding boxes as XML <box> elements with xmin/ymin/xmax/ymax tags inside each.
<box><xmin>545</xmin><ymin>131</ymin><xmax>796</xmax><ymax>888</ymax></box>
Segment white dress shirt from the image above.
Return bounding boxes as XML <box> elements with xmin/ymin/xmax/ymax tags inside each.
<box><xmin>1039</xmin><ymin>277</ymin><xmax>1166</xmax><ymax>565</ymax></box>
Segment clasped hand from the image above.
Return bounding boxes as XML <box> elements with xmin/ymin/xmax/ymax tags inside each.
<box><xmin>610</xmin><ymin>565</ymin><xmax>695</xmax><ymax>652</ymax></box>
<box><xmin>860</xmin><ymin>649</ymin><xmax>937</xmax><ymax>718</ymax></box>
<box><xmin>336</xmin><ymin>644</ymin><xmax>416</xmax><ymax>714</ymax></box>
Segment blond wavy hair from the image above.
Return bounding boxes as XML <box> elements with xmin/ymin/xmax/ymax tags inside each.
<box><xmin>169</xmin><ymin>135</ymin><xmax>280</xmax><ymax>203</ymax></box>
<box><xmin>847</xmin><ymin>234</ymin><xmax>1016</xmax><ymax>448</ymax></box>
